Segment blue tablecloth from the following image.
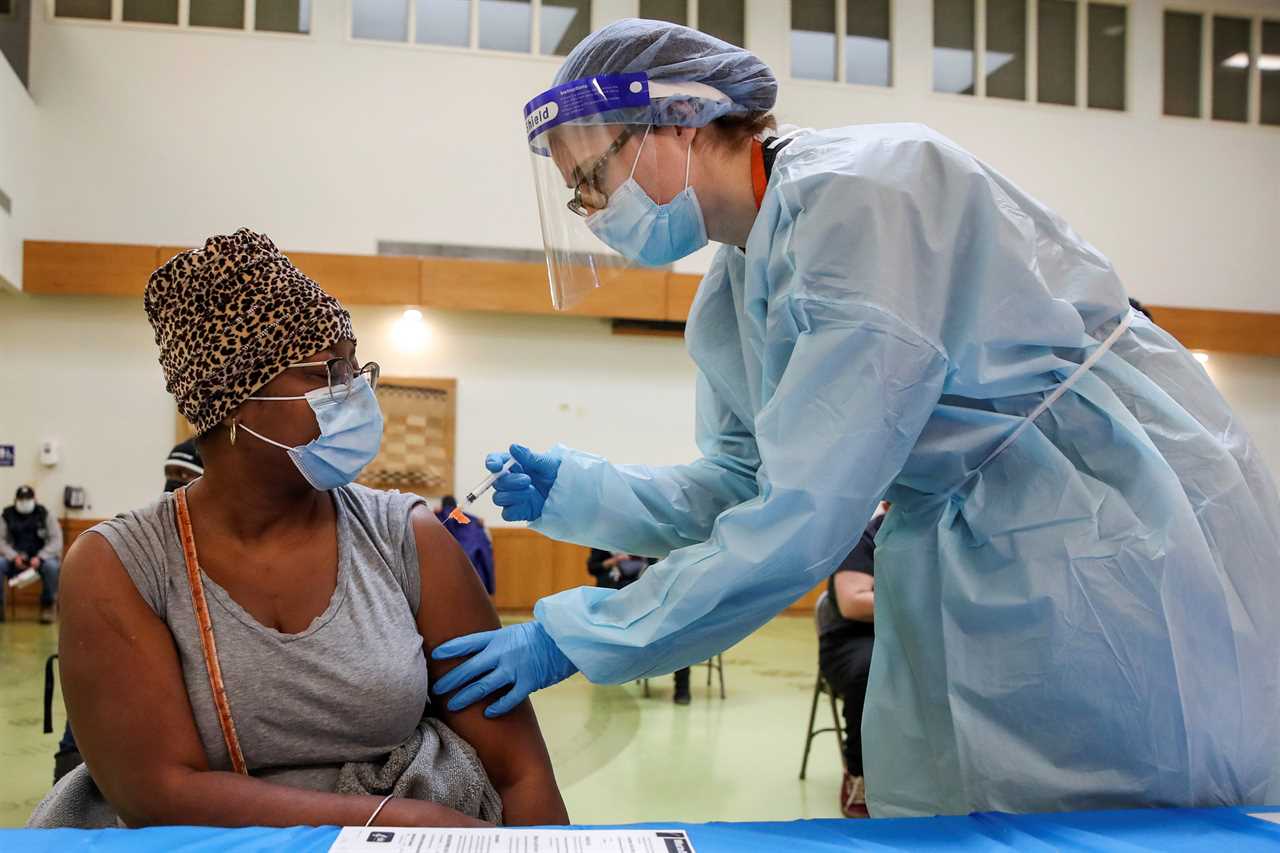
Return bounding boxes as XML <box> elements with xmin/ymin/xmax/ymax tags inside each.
<box><xmin>4</xmin><ymin>808</ymin><xmax>1280</xmax><ymax>851</ymax></box>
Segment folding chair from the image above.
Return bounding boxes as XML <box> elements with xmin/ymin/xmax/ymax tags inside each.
<box><xmin>800</xmin><ymin>591</ymin><xmax>846</xmax><ymax>779</ymax></box>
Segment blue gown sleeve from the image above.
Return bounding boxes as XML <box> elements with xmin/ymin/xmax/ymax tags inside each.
<box><xmin>534</xmin><ymin>298</ymin><xmax>949</xmax><ymax>683</ymax></box>
<box><xmin>530</xmin><ymin>371</ymin><xmax>762</xmax><ymax>558</ymax></box>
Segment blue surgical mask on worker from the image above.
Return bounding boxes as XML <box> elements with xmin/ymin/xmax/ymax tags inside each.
<box><xmin>238</xmin><ymin>376</ymin><xmax>384</xmax><ymax>491</ymax></box>
<box><xmin>587</xmin><ymin>126</ymin><xmax>708</xmax><ymax>267</ymax></box>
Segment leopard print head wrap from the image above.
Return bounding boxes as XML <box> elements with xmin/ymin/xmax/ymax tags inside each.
<box><xmin>145</xmin><ymin>228</ymin><xmax>355</xmax><ymax>435</ymax></box>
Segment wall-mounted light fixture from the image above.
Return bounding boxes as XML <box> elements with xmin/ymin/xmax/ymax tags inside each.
<box><xmin>392</xmin><ymin>307</ymin><xmax>430</xmax><ymax>353</ymax></box>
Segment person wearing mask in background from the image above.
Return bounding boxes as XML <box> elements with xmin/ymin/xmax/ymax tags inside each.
<box><xmin>51</xmin><ymin>439</ymin><xmax>208</xmax><ymax>784</ymax></box>
<box><xmin>817</xmin><ymin>503</ymin><xmax>887</xmax><ymax>818</ymax></box>
<box><xmin>431</xmin><ymin>20</ymin><xmax>1280</xmax><ymax>818</ymax></box>
<box><xmin>587</xmin><ymin>549</ymin><xmax>691</xmax><ymax>704</ymax></box>
<box><xmin>1</xmin><ymin>485</ymin><xmax>63</xmax><ymax>624</ymax></box>
<box><xmin>437</xmin><ymin>496</ymin><xmax>496</xmax><ymax>596</ymax></box>
<box><xmin>164</xmin><ymin>438</ymin><xmax>205</xmax><ymax>493</ymax></box>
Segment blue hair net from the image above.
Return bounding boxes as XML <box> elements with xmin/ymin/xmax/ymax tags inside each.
<box><xmin>552</xmin><ymin>18</ymin><xmax>777</xmax><ymax>127</ymax></box>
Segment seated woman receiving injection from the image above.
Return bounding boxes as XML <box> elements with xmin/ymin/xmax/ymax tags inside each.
<box><xmin>32</xmin><ymin>229</ymin><xmax>567</xmax><ymax>829</ymax></box>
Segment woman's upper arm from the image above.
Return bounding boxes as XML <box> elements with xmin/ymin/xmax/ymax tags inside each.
<box><xmin>58</xmin><ymin>531</ymin><xmax>210</xmax><ymax>825</ymax></box>
<box><xmin>409</xmin><ymin>508</ymin><xmax>561</xmax><ymax>797</ymax></box>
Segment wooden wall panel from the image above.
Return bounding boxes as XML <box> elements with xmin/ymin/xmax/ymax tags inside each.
<box><xmin>1147</xmin><ymin>305</ymin><xmax>1280</xmax><ymax>358</ymax></box>
<box><xmin>155</xmin><ymin>246</ymin><xmax>192</xmax><ymax>268</ymax></box>
<box><xmin>490</xmin><ymin>527</ymin><xmax>825</xmax><ymax>615</ymax></box>
<box><xmin>24</xmin><ymin>241</ymin><xmax>158</xmax><ymax>296</ymax></box>
<box><xmin>665</xmin><ymin>273</ymin><xmax>701</xmax><ymax>321</ymax></box>
<box><xmin>61</xmin><ymin>517</ymin><xmax>104</xmax><ymax>555</ymax></box>
<box><xmin>155</xmin><ymin>247</ymin><xmax>420</xmax><ymax>306</ymax></box>
<box><xmin>420</xmin><ymin>257</ymin><xmax>668</xmax><ymax>320</ymax></box>
<box><xmin>490</xmin><ymin>527</ymin><xmax>558</xmax><ymax>611</ymax></box>
<box><xmin>289</xmin><ymin>252</ymin><xmax>420</xmax><ymax>305</ymax></box>
<box><xmin>420</xmin><ymin>258</ymin><xmax>554</xmax><ymax>315</ymax></box>
<box><xmin>26</xmin><ymin>242</ymin><xmax>1280</xmax><ymax>357</ymax></box>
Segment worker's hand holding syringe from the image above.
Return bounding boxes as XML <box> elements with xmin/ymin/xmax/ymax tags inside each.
<box><xmin>447</xmin><ymin>456</ymin><xmax>517</xmax><ymax>525</ymax></box>
<box><xmin>464</xmin><ymin>445</ymin><xmax>562</xmax><ymax>523</ymax></box>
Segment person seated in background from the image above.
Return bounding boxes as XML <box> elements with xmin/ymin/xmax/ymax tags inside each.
<box><xmin>436</xmin><ymin>495</ymin><xmax>495</xmax><ymax>595</ymax></box>
<box><xmin>1</xmin><ymin>485</ymin><xmax>63</xmax><ymax>624</ymax></box>
<box><xmin>817</xmin><ymin>503</ymin><xmax>887</xmax><ymax>819</ymax></box>
<box><xmin>163</xmin><ymin>438</ymin><xmax>205</xmax><ymax>493</ymax></box>
<box><xmin>587</xmin><ymin>549</ymin><xmax>692</xmax><ymax>705</ymax></box>
<box><xmin>32</xmin><ymin>229</ymin><xmax>566</xmax><ymax>829</ymax></box>
<box><xmin>53</xmin><ymin>439</ymin><xmax>209</xmax><ymax>785</ymax></box>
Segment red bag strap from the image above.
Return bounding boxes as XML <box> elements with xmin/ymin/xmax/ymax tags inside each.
<box><xmin>174</xmin><ymin>487</ymin><xmax>248</xmax><ymax>775</ymax></box>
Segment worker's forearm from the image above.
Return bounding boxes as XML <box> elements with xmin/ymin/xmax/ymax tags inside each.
<box><xmin>128</xmin><ymin>767</ymin><xmax>482</xmax><ymax>829</ymax></box>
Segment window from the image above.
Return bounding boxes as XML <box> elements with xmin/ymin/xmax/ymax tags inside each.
<box><xmin>1087</xmin><ymin>3</ymin><xmax>1125</xmax><ymax>110</ymax></box>
<box><xmin>640</xmin><ymin>0</ymin><xmax>686</xmax><ymax>26</ymax></box>
<box><xmin>932</xmin><ymin>0</ymin><xmax>1123</xmax><ymax>109</ymax></box>
<box><xmin>847</xmin><ymin>0</ymin><xmax>891</xmax><ymax>86</ymax></box>
<box><xmin>637</xmin><ymin>1</ymin><xmax>744</xmax><ymax>46</ymax></box>
<box><xmin>541</xmin><ymin>0</ymin><xmax>590</xmax><ymax>55</ymax></box>
<box><xmin>190</xmin><ymin>0</ymin><xmax>245</xmax><ymax>29</ymax></box>
<box><xmin>352</xmin><ymin>0</ymin><xmax>591</xmax><ymax>55</ymax></box>
<box><xmin>256</xmin><ymin>0</ymin><xmax>310</xmax><ymax>34</ymax></box>
<box><xmin>792</xmin><ymin>0</ymin><xmax>836</xmax><ymax>81</ymax></box>
<box><xmin>354</xmin><ymin>0</ymin><xmax>408</xmax><ymax>41</ymax></box>
<box><xmin>1263</xmin><ymin>20</ymin><xmax>1280</xmax><ymax>126</ymax></box>
<box><xmin>700</xmin><ymin>0</ymin><xmax>744</xmax><ymax>47</ymax></box>
<box><xmin>54</xmin><ymin>0</ymin><xmax>111</xmax><ymax>19</ymax></box>
<box><xmin>1037</xmin><ymin>0</ymin><xmax>1076</xmax><ymax>104</ymax></box>
<box><xmin>1212</xmin><ymin>15</ymin><xmax>1250</xmax><ymax>123</ymax></box>
<box><xmin>54</xmin><ymin>0</ymin><xmax>309</xmax><ymax>33</ymax></box>
<box><xmin>1163</xmin><ymin>13</ymin><xmax>1280</xmax><ymax>126</ymax></box>
<box><xmin>123</xmin><ymin>0</ymin><xmax>176</xmax><ymax>24</ymax></box>
<box><xmin>416</xmin><ymin>0</ymin><xmax>469</xmax><ymax>47</ymax></box>
<box><xmin>1163</xmin><ymin>11</ymin><xmax>1201</xmax><ymax>118</ymax></box>
<box><xmin>0</xmin><ymin>0</ymin><xmax>11</xmax><ymax>14</ymax></box>
<box><xmin>793</xmin><ymin>0</ymin><xmax>890</xmax><ymax>86</ymax></box>
<box><xmin>478</xmin><ymin>0</ymin><xmax>530</xmax><ymax>52</ymax></box>
<box><xmin>985</xmin><ymin>0</ymin><xmax>1026</xmax><ymax>100</ymax></box>
<box><xmin>934</xmin><ymin>0</ymin><xmax>975</xmax><ymax>94</ymax></box>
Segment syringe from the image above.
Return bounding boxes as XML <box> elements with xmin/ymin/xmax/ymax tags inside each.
<box><xmin>448</xmin><ymin>457</ymin><xmax>517</xmax><ymax>525</ymax></box>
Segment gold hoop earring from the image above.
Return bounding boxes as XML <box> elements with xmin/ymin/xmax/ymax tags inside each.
<box><xmin>229</xmin><ymin>419</ymin><xmax>237</xmax><ymax>446</ymax></box>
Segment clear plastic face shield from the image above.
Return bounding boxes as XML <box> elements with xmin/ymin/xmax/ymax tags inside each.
<box><xmin>524</xmin><ymin>73</ymin><xmax>736</xmax><ymax>310</ymax></box>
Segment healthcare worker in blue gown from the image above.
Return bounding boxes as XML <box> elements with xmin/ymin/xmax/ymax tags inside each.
<box><xmin>432</xmin><ymin>19</ymin><xmax>1280</xmax><ymax>817</ymax></box>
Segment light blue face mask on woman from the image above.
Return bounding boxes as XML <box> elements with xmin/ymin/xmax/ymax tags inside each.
<box><xmin>586</xmin><ymin>126</ymin><xmax>709</xmax><ymax>267</ymax></box>
<box><xmin>237</xmin><ymin>375</ymin><xmax>384</xmax><ymax>491</ymax></box>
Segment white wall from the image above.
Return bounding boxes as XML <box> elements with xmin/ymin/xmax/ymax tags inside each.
<box><xmin>21</xmin><ymin>0</ymin><xmax>1280</xmax><ymax>311</ymax></box>
<box><xmin>0</xmin><ymin>37</ymin><xmax>34</xmax><ymax>290</ymax></box>
<box><xmin>0</xmin><ymin>291</ymin><xmax>699</xmax><ymax>522</ymax></box>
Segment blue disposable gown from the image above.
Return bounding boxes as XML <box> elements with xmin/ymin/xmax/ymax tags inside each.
<box><xmin>530</xmin><ymin>124</ymin><xmax>1280</xmax><ymax>816</ymax></box>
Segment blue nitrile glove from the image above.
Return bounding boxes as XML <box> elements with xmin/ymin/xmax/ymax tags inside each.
<box><xmin>485</xmin><ymin>444</ymin><xmax>561</xmax><ymax>522</ymax></box>
<box><xmin>431</xmin><ymin>620</ymin><xmax>578</xmax><ymax>717</ymax></box>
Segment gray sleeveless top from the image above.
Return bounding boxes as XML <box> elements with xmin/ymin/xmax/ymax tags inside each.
<box><xmin>92</xmin><ymin>484</ymin><xmax>431</xmax><ymax>792</ymax></box>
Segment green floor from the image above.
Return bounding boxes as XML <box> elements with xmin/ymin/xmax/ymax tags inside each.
<box><xmin>0</xmin><ymin>615</ymin><xmax>845</xmax><ymax>827</ymax></box>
